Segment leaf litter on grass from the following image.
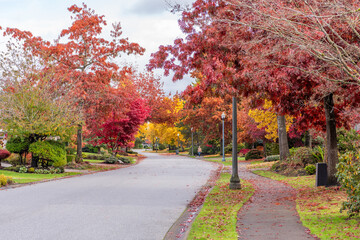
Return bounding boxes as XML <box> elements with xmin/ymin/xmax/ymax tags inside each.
<box><xmin>188</xmin><ymin>172</ymin><xmax>254</xmax><ymax>240</ymax></box>
<box><xmin>254</xmin><ymin>170</ymin><xmax>360</xmax><ymax>239</ymax></box>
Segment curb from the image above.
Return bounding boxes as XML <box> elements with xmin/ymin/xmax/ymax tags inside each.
<box><xmin>164</xmin><ymin>161</ymin><xmax>223</xmax><ymax>240</ymax></box>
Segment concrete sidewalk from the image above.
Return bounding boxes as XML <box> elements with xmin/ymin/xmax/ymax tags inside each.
<box><xmin>237</xmin><ymin>163</ymin><xmax>315</xmax><ymax>240</ymax></box>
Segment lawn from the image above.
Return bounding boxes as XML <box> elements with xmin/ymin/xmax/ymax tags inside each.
<box><xmin>253</xmin><ymin>170</ymin><xmax>360</xmax><ymax>239</ymax></box>
<box><xmin>188</xmin><ymin>173</ymin><xmax>254</xmax><ymax>239</ymax></box>
<box><xmin>0</xmin><ymin>170</ymin><xmax>82</xmax><ymax>184</ymax></box>
<box><xmin>84</xmin><ymin>159</ymin><xmax>104</xmax><ymax>163</ymax></box>
<box><xmin>202</xmin><ymin>156</ymin><xmax>246</xmax><ymax>166</ymax></box>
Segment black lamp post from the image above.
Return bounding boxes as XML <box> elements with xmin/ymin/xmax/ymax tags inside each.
<box><xmin>230</xmin><ymin>97</ymin><xmax>241</xmax><ymax>189</ymax></box>
<box><xmin>221</xmin><ymin>112</ymin><xmax>226</xmax><ymax>162</ymax></box>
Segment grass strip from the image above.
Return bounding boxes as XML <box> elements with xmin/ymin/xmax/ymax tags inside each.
<box><xmin>188</xmin><ymin>173</ymin><xmax>254</xmax><ymax>240</ymax></box>
<box><xmin>0</xmin><ymin>170</ymin><xmax>81</xmax><ymax>184</ymax></box>
<box><xmin>203</xmin><ymin>157</ymin><xmax>245</xmax><ymax>166</ymax></box>
<box><xmin>253</xmin><ymin>170</ymin><xmax>360</xmax><ymax>239</ymax></box>
<box><xmin>84</xmin><ymin>159</ymin><xmax>104</xmax><ymax>163</ymax></box>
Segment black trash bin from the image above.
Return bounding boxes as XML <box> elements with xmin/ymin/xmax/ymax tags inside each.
<box><xmin>316</xmin><ymin>163</ymin><xmax>327</xmax><ymax>187</ymax></box>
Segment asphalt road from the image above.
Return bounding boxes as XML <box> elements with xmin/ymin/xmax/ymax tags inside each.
<box><xmin>0</xmin><ymin>152</ymin><xmax>216</xmax><ymax>240</ymax></box>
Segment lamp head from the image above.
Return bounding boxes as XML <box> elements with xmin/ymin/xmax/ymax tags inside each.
<box><xmin>221</xmin><ymin>112</ymin><xmax>226</xmax><ymax>120</ymax></box>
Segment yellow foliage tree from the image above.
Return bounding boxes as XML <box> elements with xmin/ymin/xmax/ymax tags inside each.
<box><xmin>248</xmin><ymin>100</ymin><xmax>293</xmax><ymax>142</ymax></box>
<box><xmin>137</xmin><ymin>122</ymin><xmax>184</xmax><ymax>148</ymax></box>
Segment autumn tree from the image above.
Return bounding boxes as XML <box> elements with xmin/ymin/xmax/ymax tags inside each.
<box><xmin>222</xmin><ymin>0</ymin><xmax>360</xmax><ymax>184</ymax></box>
<box><xmin>148</xmin><ymin>0</ymin><xmax>291</xmax><ymax>156</ymax></box>
<box><xmin>3</xmin><ymin>3</ymin><xmax>145</xmax><ymax>163</ymax></box>
<box><xmin>92</xmin><ymin>98</ymin><xmax>150</xmax><ymax>154</ymax></box>
<box><xmin>228</xmin><ymin>0</ymin><xmax>360</xmax><ymax>86</ymax></box>
<box><xmin>149</xmin><ymin>0</ymin><xmax>360</xmax><ymax>184</ymax></box>
<box><xmin>137</xmin><ymin>122</ymin><xmax>184</xmax><ymax>150</ymax></box>
<box><xmin>0</xmin><ymin>40</ymin><xmax>80</xmax><ymax>142</ymax></box>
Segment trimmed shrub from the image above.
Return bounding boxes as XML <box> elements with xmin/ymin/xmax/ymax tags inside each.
<box><xmin>0</xmin><ymin>149</ymin><xmax>10</xmax><ymax>161</ymax></box>
<box><xmin>27</xmin><ymin>167</ymin><xmax>35</xmax><ymax>173</ymax></box>
<box><xmin>29</xmin><ymin>141</ymin><xmax>67</xmax><ymax>167</ymax></box>
<box><xmin>288</xmin><ymin>147</ymin><xmax>319</xmax><ymax>167</ymax></box>
<box><xmin>3</xmin><ymin>166</ymin><xmax>20</xmax><ymax>172</ymax></box>
<box><xmin>19</xmin><ymin>166</ymin><xmax>27</xmax><ymax>173</ymax></box>
<box><xmin>239</xmin><ymin>149</ymin><xmax>251</xmax><ymax>156</ymax></box>
<box><xmin>104</xmin><ymin>156</ymin><xmax>119</xmax><ymax>164</ymax></box>
<box><xmin>245</xmin><ymin>149</ymin><xmax>263</xmax><ymax>160</ymax></box>
<box><xmin>35</xmin><ymin>169</ymin><xmax>44</xmax><ymax>174</ymax></box>
<box><xmin>0</xmin><ymin>174</ymin><xmax>12</xmax><ymax>186</ymax></box>
<box><xmin>119</xmin><ymin>157</ymin><xmax>131</xmax><ymax>164</ymax></box>
<box><xmin>336</xmin><ymin>151</ymin><xmax>360</xmax><ymax>217</ymax></box>
<box><xmin>265</xmin><ymin>155</ymin><xmax>280</xmax><ymax>162</ymax></box>
<box><xmin>304</xmin><ymin>164</ymin><xmax>316</xmax><ymax>175</ymax></box>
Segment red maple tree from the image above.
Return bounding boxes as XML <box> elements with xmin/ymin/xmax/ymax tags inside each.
<box><xmin>3</xmin><ymin>3</ymin><xmax>145</xmax><ymax>162</ymax></box>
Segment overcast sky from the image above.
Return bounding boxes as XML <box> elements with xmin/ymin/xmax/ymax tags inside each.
<box><xmin>0</xmin><ymin>0</ymin><xmax>195</xmax><ymax>94</ymax></box>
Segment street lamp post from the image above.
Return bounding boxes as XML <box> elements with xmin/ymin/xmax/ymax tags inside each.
<box><xmin>221</xmin><ymin>112</ymin><xmax>226</xmax><ymax>162</ymax></box>
<box><xmin>191</xmin><ymin>127</ymin><xmax>194</xmax><ymax>156</ymax></box>
<box><xmin>230</xmin><ymin>97</ymin><xmax>241</xmax><ymax>189</ymax></box>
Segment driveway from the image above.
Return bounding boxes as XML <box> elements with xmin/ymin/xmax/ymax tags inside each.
<box><xmin>0</xmin><ymin>151</ymin><xmax>216</xmax><ymax>240</ymax></box>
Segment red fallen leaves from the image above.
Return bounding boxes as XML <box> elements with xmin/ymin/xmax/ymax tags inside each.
<box><xmin>306</xmin><ymin>202</ymin><xmax>320</xmax><ymax>207</ymax></box>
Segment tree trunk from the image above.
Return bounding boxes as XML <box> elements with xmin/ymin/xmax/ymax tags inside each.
<box><xmin>277</xmin><ymin>115</ymin><xmax>290</xmax><ymax>160</ymax></box>
<box><xmin>304</xmin><ymin>131</ymin><xmax>310</xmax><ymax>147</ymax></box>
<box><xmin>30</xmin><ymin>153</ymin><xmax>38</xmax><ymax>167</ymax></box>
<box><xmin>263</xmin><ymin>142</ymin><xmax>267</xmax><ymax>157</ymax></box>
<box><xmin>324</xmin><ymin>93</ymin><xmax>338</xmax><ymax>185</ymax></box>
<box><xmin>75</xmin><ymin>124</ymin><xmax>83</xmax><ymax>163</ymax></box>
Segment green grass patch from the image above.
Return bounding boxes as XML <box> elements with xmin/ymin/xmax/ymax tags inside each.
<box><xmin>250</xmin><ymin>160</ymin><xmax>264</xmax><ymax>165</ymax></box>
<box><xmin>203</xmin><ymin>157</ymin><xmax>245</xmax><ymax>166</ymax></box>
<box><xmin>253</xmin><ymin>170</ymin><xmax>315</xmax><ymax>189</ymax></box>
<box><xmin>82</xmin><ymin>152</ymin><xmax>101</xmax><ymax>156</ymax></box>
<box><xmin>253</xmin><ymin>170</ymin><xmax>360</xmax><ymax>239</ymax></box>
<box><xmin>0</xmin><ymin>170</ymin><xmax>81</xmax><ymax>184</ymax></box>
<box><xmin>84</xmin><ymin>159</ymin><xmax>104</xmax><ymax>163</ymax></box>
<box><xmin>188</xmin><ymin>173</ymin><xmax>254</xmax><ymax>239</ymax></box>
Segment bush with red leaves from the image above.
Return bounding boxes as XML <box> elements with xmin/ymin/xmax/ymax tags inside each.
<box><xmin>0</xmin><ymin>149</ymin><xmax>10</xmax><ymax>160</ymax></box>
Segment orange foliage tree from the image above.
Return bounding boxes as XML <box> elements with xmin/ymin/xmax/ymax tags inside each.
<box><xmin>3</xmin><ymin>3</ymin><xmax>145</xmax><ymax>162</ymax></box>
